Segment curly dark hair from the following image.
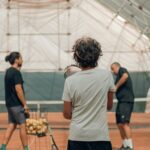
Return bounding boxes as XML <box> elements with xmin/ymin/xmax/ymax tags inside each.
<box><xmin>73</xmin><ymin>37</ymin><xmax>103</xmax><ymax>68</ymax></box>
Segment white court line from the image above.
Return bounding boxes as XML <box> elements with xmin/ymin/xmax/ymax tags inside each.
<box><xmin>0</xmin><ymin>98</ymin><xmax>148</xmax><ymax>112</ymax></box>
<box><xmin>0</xmin><ymin>98</ymin><xmax>148</xmax><ymax>105</ymax></box>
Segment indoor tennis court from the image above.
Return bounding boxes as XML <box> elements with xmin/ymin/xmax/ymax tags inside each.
<box><xmin>0</xmin><ymin>112</ymin><xmax>150</xmax><ymax>150</ymax></box>
<box><xmin>0</xmin><ymin>0</ymin><xmax>150</xmax><ymax>150</ymax></box>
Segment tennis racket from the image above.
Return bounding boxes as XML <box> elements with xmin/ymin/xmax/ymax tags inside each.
<box><xmin>48</xmin><ymin>125</ymin><xmax>59</xmax><ymax>150</ymax></box>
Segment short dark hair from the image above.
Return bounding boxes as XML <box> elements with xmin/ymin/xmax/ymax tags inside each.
<box><xmin>111</xmin><ymin>62</ymin><xmax>121</xmax><ymax>67</ymax></box>
<box><xmin>73</xmin><ymin>37</ymin><xmax>102</xmax><ymax>68</ymax></box>
<box><xmin>5</xmin><ymin>52</ymin><xmax>21</xmax><ymax>65</ymax></box>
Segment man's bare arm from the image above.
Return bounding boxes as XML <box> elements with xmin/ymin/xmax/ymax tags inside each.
<box><xmin>116</xmin><ymin>73</ymin><xmax>128</xmax><ymax>90</ymax></box>
<box><xmin>15</xmin><ymin>84</ymin><xmax>29</xmax><ymax>113</ymax></box>
<box><xmin>63</xmin><ymin>101</ymin><xmax>72</xmax><ymax>120</ymax></box>
<box><xmin>107</xmin><ymin>91</ymin><xmax>114</xmax><ymax>110</ymax></box>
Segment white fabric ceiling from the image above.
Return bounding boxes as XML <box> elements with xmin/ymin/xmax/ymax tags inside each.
<box><xmin>0</xmin><ymin>0</ymin><xmax>150</xmax><ymax>72</ymax></box>
<box><xmin>97</xmin><ymin>0</ymin><xmax>150</xmax><ymax>38</ymax></box>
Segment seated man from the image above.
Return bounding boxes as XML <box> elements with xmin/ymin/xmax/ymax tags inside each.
<box><xmin>62</xmin><ymin>37</ymin><xmax>115</xmax><ymax>150</ymax></box>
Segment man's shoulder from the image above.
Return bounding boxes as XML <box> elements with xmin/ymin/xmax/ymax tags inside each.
<box><xmin>96</xmin><ymin>68</ymin><xmax>111</xmax><ymax>76</ymax></box>
<box><xmin>66</xmin><ymin>72</ymin><xmax>79</xmax><ymax>81</ymax></box>
<box><xmin>97</xmin><ymin>68</ymin><xmax>110</xmax><ymax>73</ymax></box>
<box><xmin>6</xmin><ymin>68</ymin><xmax>21</xmax><ymax>78</ymax></box>
<box><xmin>7</xmin><ymin>67</ymin><xmax>19</xmax><ymax>72</ymax></box>
<box><xmin>120</xmin><ymin>67</ymin><xmax>128</xmax><ymax>72</ymax></box>
<box><xmin>118</xmin><ymin>67</ymin><xmax>128</xmax><ymax>75</ymax></box>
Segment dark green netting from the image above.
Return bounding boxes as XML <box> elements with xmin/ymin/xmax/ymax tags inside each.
<box><xmin>0</xmin><ymin>71</ymin><xmax>149</xmax><ymax>112</ymax></box>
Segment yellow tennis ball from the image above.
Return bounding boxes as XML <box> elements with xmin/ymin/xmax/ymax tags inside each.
<box><xmin>29</xmin><ymin>126</ymin><xmax>33</xmax><ymax>131</ymax></box>
<box><xmin>32</xmin><ymin>130</ymin><xmax>36</xmax><ymax>134</ymax></box>
<box><xmin>42</xmin><ymin>119</ymin><xmax>47</xmax><ymax>124</ymax></box>
<box><xmin>37</xmin><ymin>125</ymin><xmax>41</xmax><ymax>130</ymax></box>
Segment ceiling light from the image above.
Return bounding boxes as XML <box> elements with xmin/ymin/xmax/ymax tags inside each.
<box><xmin>142</xmin><ymin>34</ymin><xmax>149</xmax><ymax>40</ymax></box>
<box><xmin>116</xmin><ymin>15</ymin><xmax>126</xmax><ymax>22</ymax></box>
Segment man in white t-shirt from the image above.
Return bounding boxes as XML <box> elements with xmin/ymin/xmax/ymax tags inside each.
<box><xmin>62</xmin><ymin>37</ymin><xmax>115</xmax><ymax>150</ymax></box>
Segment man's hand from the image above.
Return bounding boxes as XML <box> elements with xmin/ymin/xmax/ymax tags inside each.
<box><xmin>24</xmin><ymin>105</ymin><xmax>30</xmax><ymax>114</ymax></box>
<box><xmin>115</xmin><ymin>85</ymin><xmax>118</xmax><ymax>92</ymax></box>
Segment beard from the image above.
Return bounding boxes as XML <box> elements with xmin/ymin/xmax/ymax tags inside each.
<box><xmin>18</xmin><ymin>63</ymin><xmax>22</xmax><ymax>68</ymax></box>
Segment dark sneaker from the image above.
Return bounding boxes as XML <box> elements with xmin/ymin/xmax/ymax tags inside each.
<box><xmin>118</xmin><ymin>145</ymin><xmax>126</xmax><ymax>150</ymax></box>
<box><xmin>125</xmin><ymin>147</ymin><xmax>134</xmax><ymax>150</ymax></box>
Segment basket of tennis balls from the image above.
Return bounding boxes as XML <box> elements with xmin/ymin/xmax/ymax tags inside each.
<box><xmin>26</xmin><ymin>118</ymin><xmax>48</xmax><ymax>137</ymax></box>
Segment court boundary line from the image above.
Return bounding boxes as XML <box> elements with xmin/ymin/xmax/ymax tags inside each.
<box><xmin>0</xmin><ymin>97</ymin><xmax>148</xmax><ymax>112</ymax></box>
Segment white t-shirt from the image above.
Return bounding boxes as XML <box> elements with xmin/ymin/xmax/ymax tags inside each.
<box><xmin>62</xmin><ymin>68</ymin><xmax>115</xmax><ymax>141</ymax></box>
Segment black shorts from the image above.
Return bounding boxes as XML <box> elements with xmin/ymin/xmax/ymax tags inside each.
<box><xmin>67</xmin><ymin>140</ymin><xmax>112</xmax><ymax>150</ymax></box>
<box><xmin>7</xmin><ymin>106</ymin><xmax>26</xmax><ymax>125</ymax></box>
<box><xmin>116</xmin><ymin>102</ymin><xmax>134</xmax><ymax>124</ymax></box>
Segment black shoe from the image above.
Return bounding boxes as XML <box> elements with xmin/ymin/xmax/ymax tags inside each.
<box><xmin>118</xmin><ymin>145</ymin><xmax>126</xmax><ymax>150</ymax></box>
<box><xmin>125</xmin><ymin>147</ymin><xmax>133</xmax><ymax>150</ymax></box>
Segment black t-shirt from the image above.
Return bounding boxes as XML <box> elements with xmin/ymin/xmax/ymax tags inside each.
<box><xmin>115</xmin><ymin>67</ymin><xmax>134</xmax><ymax>102</ymax></box>
<box><xmin>5</xmin><ymin>67</ymin><xmax>24</xmax><ymax>107</ymax></box>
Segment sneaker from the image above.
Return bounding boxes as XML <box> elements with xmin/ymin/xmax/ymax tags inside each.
<box><xmin>118</xmin><ymin>145</ymin><xmax>126</xmax><ymax>150</ymax></box>
<box><xmin>24</xmin><ymin>146</ymin><xmax>30</xmax><ymax>150</ymax></box>
<box><xmin>0</xmin><ymin>145</ymin><xmax>6</xmax><ymax>150</ymax></box>
<box><xmin>125</xmin><ymin>147</ymin><xmax>134</xmax><ymax>150</ymax></box>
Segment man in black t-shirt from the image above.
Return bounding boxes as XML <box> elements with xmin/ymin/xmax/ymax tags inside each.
<box><xmin>5</xmin><ymin>67</ymin><xmax>24</xmax><ymax>107</ymax></box>
<box><xmin>111</xmin><ymin>62</ymin><xmax>134</xmax><ymax>150</ymax></box>
<box><xmin>0</xmin><ymin>52</ymin><xmax>29</xmax><ymax>150</ymax></box>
